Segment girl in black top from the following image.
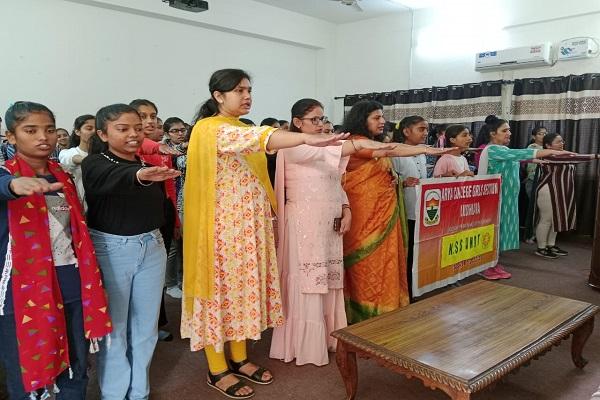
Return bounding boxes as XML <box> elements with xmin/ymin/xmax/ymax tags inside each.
<box><xmin>81</xmin><ymin>104</ymin><xmax>180</xmax><ymax>399</ymax></box>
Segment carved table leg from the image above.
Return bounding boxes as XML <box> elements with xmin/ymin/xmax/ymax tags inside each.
<box><xmin>439</xmin><ymin>385</ymin><xmax>471</xmax><ymax>400</ymax></box>
<box><xmin>452</xmin><ymin>392</ymin><xmax>471</xmax><ymax>400</ymax></box>
<box><xmin>335</xmin><ymin>341</ymin><xmax>358</xmax><ymax>400</ymax></box>
<box><xmin>572</xmin><ymin>316</ymin><xmax>594</xmax><ymax>369</ymax></box>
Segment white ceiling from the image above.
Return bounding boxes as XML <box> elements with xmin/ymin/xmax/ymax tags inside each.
<box><xmin>252</xmin><ymin>0</ymin><xmax>410</xmax><ymax>24</ymax></box>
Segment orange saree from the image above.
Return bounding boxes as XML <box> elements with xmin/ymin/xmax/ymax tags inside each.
<box><xmin>343</xmin><ymin>140</ymin><xmax>409</xmax><ymax>324</ymax></box>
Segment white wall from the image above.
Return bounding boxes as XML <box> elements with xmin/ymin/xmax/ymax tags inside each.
<box><xmin>3</xmin><ymin>0</ymin><xmax>599</xmax><ymax>129</ymax></box>
<box><xmin>331</xmin><ymin>0</ymin><xmax>600</xmax><ymax>122</ymax></box>
<box><xmin>410</xmin><ymin>0</ymin><xmax>600</xmax><ymax>88</ymax></box>
<box><xmin>331</xmin><ymin>12</ymin><xmax>413</xmax><ymax>123</ymax></box>
<box><xmin>0</xmin><ymin>0</ymin><xmax>335</xmax><ymax>129</ymax></box>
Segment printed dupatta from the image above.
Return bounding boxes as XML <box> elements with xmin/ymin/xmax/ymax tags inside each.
<box><xmin>3</xmin><ymin>157</ymin><xmax>112</xmax><ymax>392</ymax></box>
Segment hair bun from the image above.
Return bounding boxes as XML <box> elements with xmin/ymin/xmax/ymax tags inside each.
<box><xmin>484</xmin><ymin>115</ymin><xmax>499</xmax><ymax>124</ymax></box>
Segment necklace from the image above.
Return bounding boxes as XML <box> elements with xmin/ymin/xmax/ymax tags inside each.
<box><xmin>101</xmin><ymin>152</ymin><xmax>146</xmax><ymax>167</ymax></box>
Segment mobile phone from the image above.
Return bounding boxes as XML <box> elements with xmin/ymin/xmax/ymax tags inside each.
<box><xmin>333</xmin><ymin>217</ymin><xmax>341</xmax><ymax>232</ymax></box>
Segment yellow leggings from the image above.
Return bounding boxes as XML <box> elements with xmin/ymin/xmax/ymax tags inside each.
<box><xmin>205</xmin><ymin>341</ymin><xmax>247</xmax><ymax>374</ymax></box>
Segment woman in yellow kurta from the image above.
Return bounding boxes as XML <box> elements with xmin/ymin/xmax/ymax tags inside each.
<box><xmin>182</xmin><ymin>69</ymin><xmax>348</xmax><ymax>399</ymax></box>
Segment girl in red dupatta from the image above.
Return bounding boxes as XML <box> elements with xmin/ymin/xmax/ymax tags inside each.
<box><xmin>0</xmin><ymin>102</ymin><xmax>111</xmax><ymax>399</ymax></box>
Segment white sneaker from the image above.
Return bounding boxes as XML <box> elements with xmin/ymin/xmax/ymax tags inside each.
<box><xmin>166</xmin><ymin>286</ymin><xmax>183</xmax><ymax>299</ymax></box>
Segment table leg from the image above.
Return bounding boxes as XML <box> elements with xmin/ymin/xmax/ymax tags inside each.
<box><xmin>572</xmin><ymin>316</ymin><xmax>594</xmax><ymax>369</ymax></box>
<box><xmin>335</xmin><ymin>341</ymin><xmax>358</xmax><ymax>400</ymax></box>
<box><xmin>437</xmin><ymin>385</ymin><xmax>471</xmax><ymax>400</ymax></box>
<box><xmin>452</xmin><ymin>392</ymin><xmax>471</xmax><ymax>400</ymax></box>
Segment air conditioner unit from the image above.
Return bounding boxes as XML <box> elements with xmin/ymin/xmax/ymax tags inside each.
<box><xmin>475</xmin><ymin>43</ymin><xmax>554</xmax><ymax>71</ymax></box>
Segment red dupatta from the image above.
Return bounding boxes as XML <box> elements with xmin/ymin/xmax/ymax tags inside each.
<box><xmin>4</xmin><ymin>157</ymin><xmax>112</xmax><ymax>392</ymax></box>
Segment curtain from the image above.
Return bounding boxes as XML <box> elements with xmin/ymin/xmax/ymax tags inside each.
<box><xmin>344</xmin><ymin>80</ymin><xmax>503</xmax><ymax>127</ymax></box>
<box><xmin>510</xmin><ymin>73</ymin><xmax>600</xmax><ymax>235</ymax></box>
<box><xmin>344</xmin><ymin>81</ymin><xmax>502</xmax><ymax>154</ymax></box>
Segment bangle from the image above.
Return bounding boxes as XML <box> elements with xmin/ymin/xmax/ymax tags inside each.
<box><xmin>136</xmin><ymin>168</ymin><xmax>153</xmax><ymax>186</ymax></box>
<box><xmin>342</xmin><ymin>204</ymin><xmax>351</xmax><ymax>211</ymax></box>
<box><xmin>350</xmin><ymin>140</ymin><xmax>358</xmax><ymax>152</ymax></box>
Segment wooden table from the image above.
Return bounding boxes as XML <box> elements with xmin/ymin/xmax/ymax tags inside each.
<box><xmin>332</xmin><ymin>281</ymin><xmax>598</xmax><ymax>399</ymax></box>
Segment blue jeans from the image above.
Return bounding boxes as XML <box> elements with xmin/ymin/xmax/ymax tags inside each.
<box><xmin>90</xmin><ymin>229</ymin><xmax>166</xmax><ymax>400</ymax></box>
<box><xmin>0</xmin><ymin>301</ymin><xmax>88</xmax><ymax>400</ymax></box>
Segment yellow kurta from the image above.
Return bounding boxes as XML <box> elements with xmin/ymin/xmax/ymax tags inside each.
<box><xmin>181</xmin><ymin>116</ymin><xmax>283</xmax><ymax>351</ymax></box>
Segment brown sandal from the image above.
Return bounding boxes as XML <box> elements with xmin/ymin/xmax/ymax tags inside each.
<box><xmin>230</xmin><ymin>359</ymin><xmax>273</xmax><ymax>385</ymax></box>
<box><xmin>207</xmin><ymin>370</ymin><xmax>255</xmax><ymax>399</ymax></box>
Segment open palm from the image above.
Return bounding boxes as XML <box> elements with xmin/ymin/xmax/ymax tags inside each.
<box><xmin>138</xmin><ymin>166</ymin><xmax>181</xmax><ymax>182</ymax></box>
<box><xmin>305</xmin><ymin>132</ymin><xmax>350</xmax><ymax>147</ymax></box>
<box><xmin>425</xmin><ymin>147</ymin><xmax>458</xmax><ymax>156</ymax></box>
<box><xmin>356</xmin><ymin>140</ymin><xmax>396</xmax><ymax>151</ymax></box>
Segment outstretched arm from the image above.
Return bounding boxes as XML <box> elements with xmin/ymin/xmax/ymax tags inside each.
<box><xmin>385</xmin><ymin>144</ymin><xmax>456</xmax><ymax>158</ymax></box>
<box><xmin>340</xmin><ymin>139</ymin><xmax>395</xmax><ymax>157</ymax></box>
<box><xmin>535</xmin><ymin>149</ymin><xmax>577</xmax><ymax>159</ymax></box>
<box><xmin>538</xmin><ymin>151</ymin><xmax>595</xmax><ymax>163</ymax></box>
<box><xmin>266</xmin><ymin>131</ymin><xmax>349</xmax><ymax>151</ymax></box>
<box><xmin>9</xmin><ymin>177</ymin><xmax>63</xmax><ymax>196</ymax></box>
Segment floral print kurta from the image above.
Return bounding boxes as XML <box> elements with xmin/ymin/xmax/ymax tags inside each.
<box><xmin>181</xmin><ymin>120</ymin><xmax>283</xmax><ymax>352</ymax></box>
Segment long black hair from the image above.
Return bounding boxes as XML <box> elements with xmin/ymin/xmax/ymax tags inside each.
<box><xmin>342</xmin><ymin>100</ymin><xmax>383</xmax><ymax>139</ymax></box>
<box><xmin>69</xmin><ymin>114</ymin><xmax>95</xmax><ymax>148</ymax></box>
<box><xmin>193</xmin><ymin>69</ymin><xmax>251</xmax><ymax>123</ymax></box>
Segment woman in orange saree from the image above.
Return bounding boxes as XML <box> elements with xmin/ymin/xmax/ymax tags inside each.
<box><xmin>342</xmin><ymin>100</ymin><xmax>450</xmax><ymax>323</ymax></box>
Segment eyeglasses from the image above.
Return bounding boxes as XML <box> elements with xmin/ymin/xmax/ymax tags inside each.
<box><xmin>168</xmin><ymin>128</ymin><xmax>187</xmax><ymax>134</ymax></box>
<box><xmin>300</xmin><ymin>116</ymin><xmax>328</xmax><ymax>125</ymax></box>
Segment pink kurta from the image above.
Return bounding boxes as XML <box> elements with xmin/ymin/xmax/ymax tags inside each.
<box><xmin>269</xmin><ymin>145</ymin><xmax>349</xmax><ymax>366</ymax></box>
<box><xmin>433</xmin><ymin>154</ymin><xmax>470</xmax><ymax>177</ymax></box>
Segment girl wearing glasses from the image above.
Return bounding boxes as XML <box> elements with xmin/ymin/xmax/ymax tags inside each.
<box><xmin>163</xmin><ymin>117</ymin><xmax>188</xmax><ymax>150</ymax></box>
<box><xmin>270</xmin><ymin>99</ymin><xmax>446</xmax><ymax>365</ymax></box>
<box><xmin>182</xmin><ymin>69</ymin><xmax>350</xmax><ymax>399</ymax></box>
<box><xmin>269</xmin><ymin>99</ymin><xmax>351</xmax><ymax>366</ymax></box>
<box><xmin>162</xmin><ymin>117</ymin><xmax>188</xmax><ymax>299</ymax></box>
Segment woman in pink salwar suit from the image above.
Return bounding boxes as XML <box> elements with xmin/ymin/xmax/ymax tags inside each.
<box><xmin>269</xmin><ymin>99</ymin><xmax>393</xmax><ymax>366</ymax></box>
<box><xmin>269</xmin><ymin>99</ymin><xmax>349</xmax><ymax>366</ymax></box>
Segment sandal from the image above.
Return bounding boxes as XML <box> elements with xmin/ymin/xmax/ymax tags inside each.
<box><xmin>207</xmin><ymin>370</ymin><xmax>255</xmax><ymax>399</ymax></box>
<box><xmin>230</xmin><ymin>359</ymin><xmax>274</xmax><ymax>385</ymax></box>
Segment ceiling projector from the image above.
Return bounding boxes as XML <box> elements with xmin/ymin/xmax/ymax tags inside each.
<box><xmin>163</xmin><ymin>0</ymin><xmax>208</xmax><ymax>12</ymax></box>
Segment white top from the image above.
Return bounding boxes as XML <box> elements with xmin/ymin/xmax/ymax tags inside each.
<box><xmin>392</xmin><ymin>152</ymin><xmax>428</xmax><ymax>220</ymax></box>
<box><xmin>477</xmin><ymin>145</ymin><xmax>491</xmax><ymax>175</ymax></box>
<box><xmin>59</xmin><ymin>147</ymin><xmax>88</xmax><ymax>210</ymax></box>
<box><xmin>46</xmin><ymin>193</ymin><xmax>77</xmax><ymax>266</ymax></box>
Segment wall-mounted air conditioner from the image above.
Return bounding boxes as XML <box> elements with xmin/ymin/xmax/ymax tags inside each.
<box><xmin>475</xmin><ymin>43</ymin><xmax>554</xmax><ymax>71</ymax></box>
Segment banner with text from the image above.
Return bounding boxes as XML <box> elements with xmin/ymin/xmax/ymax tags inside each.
<box><xmin>412</xmin><ymin>175</ymin><xmax>501</xmax><ymax>296</ymax></box>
